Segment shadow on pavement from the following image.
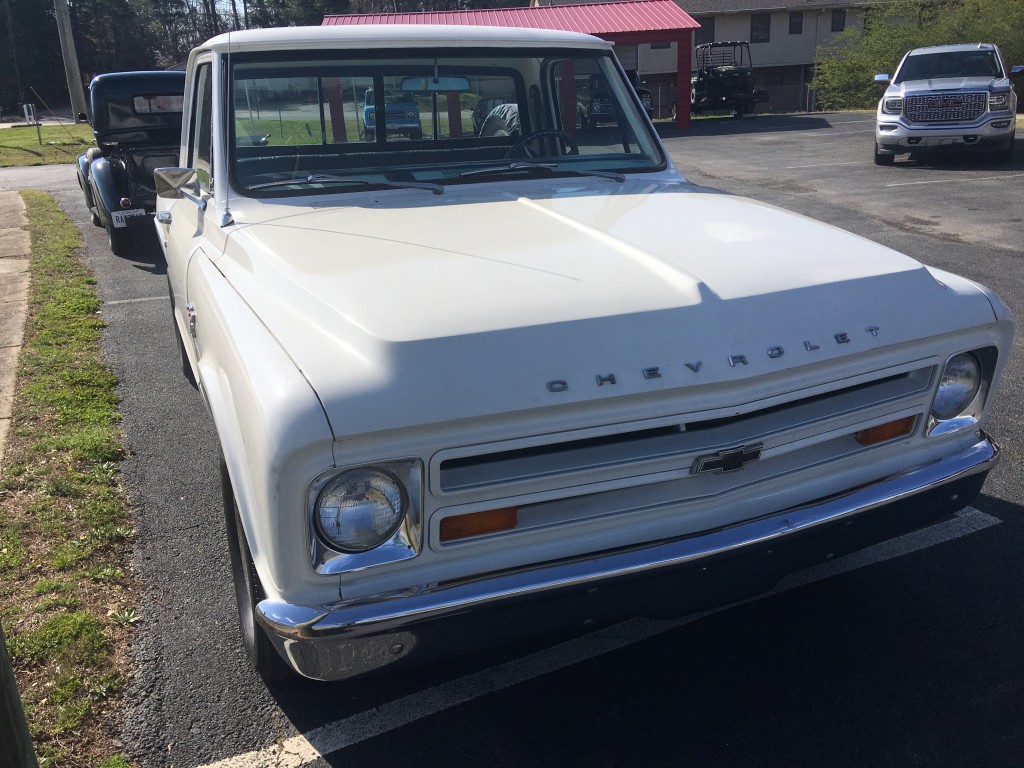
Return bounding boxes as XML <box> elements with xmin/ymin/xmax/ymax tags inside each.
<box><xmin>655</xmin><ymin>113</ymin><xmax>837</xmax><ymax>140</ymax></box>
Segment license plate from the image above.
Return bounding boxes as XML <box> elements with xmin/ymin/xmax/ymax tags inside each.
<box><xmin>112</xmin><ymin>209</ymin><xmax>146</xmax><ymax>228</ymax></box>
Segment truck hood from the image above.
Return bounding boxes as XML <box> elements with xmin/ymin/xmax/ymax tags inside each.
<box><xmin>217</xmin><ymin>180</ymin><xmax>997</xmax><ymax>435</ymax></box>
<box><xmin>888</xmin><ymin>76</ymin><xmax>1008</xmax><ymax>95</ymax></box>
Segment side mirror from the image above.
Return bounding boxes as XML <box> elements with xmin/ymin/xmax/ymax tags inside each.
<box><xmin>1010</xmin><ymin>65</ymin><xmax>1024</xmax><ymax>78</ymax></box>
<box><xmin>155</xmin><ymin>167</ymin><xmax>206</xmax><ymax>211</ymax></box>
<box><xmin>874</xmin><ymin>74</ymin><xmax>891</xmax><ymax>84</ymax></box>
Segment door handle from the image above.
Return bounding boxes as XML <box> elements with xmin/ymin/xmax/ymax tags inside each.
<box><xmin>156</xmin><ymin>211</ymin><xmax>172</xmax><ymax>225</ymax></box>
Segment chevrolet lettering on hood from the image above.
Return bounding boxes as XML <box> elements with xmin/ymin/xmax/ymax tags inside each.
<box><xmin>547</xmin><ymin>326</ymin><xmax>883</xmax><ymax>392</ymax></box>
<box><xmin>156</xmin><ymin>25</ymin><xmax>1013</xmax><ymax>682</ymax></box>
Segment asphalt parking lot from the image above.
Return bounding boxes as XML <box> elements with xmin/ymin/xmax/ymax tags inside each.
<box><xmin>2</xmin><ymin>111</ymin><xmax>1022</xmax><ymax>768</ymax></box>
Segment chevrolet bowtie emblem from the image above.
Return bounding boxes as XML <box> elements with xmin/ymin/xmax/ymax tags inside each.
<box><xmin>692</xmin><ymin>444</ymin><xmax>763</xmax><ymax>475</ymax></box>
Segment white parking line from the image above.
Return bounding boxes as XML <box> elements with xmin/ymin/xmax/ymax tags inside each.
<box><xmin>104</xmin><ymin>295</ymin><xmax>168</xmax><ymax>306</ymax></box>
<box><xmin>885</xmin><ymin>173</ymin><xmax>1024</xmax><ymax>187</ymax></box>
<box><xmin>785</xmin><ymin>161</ymin><xmax>865</xmax><ymax>169</ymax></box>
<box><xmin>196</xmin><ymin>507</ymin><xmax>1000</xmax><ymax>768</ymax></box>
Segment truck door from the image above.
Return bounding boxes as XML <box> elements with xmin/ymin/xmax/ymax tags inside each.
<box><xmin>157</xmin><ymin>60</ymin><xmax>215</xmax><ymax>375</ymax></box>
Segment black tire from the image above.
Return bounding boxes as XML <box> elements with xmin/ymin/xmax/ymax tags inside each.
<box><xmin>874</xmin><ymin>142</ymin><xmax>895</xmax><ymax>166</ymax></box>
<box><xmin>221</xmin><ymin>459</ymin><xmax>292</xmax><ymax>681</ymax></box>
<box><xmin>994</xmin><ymin>132</ymin><xmax>1014</xmax><ymax>164</ymax></box>
<box><xmin>107</xmin><ymin>221</ymin><xmax>133</xmax><ymax>256</ymax></box>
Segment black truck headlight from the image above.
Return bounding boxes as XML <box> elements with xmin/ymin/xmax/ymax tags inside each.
<box><xmin>315</xmin><ymin>467</ymin><xmax>407</xmax><ymax>552</ymax></box>
<box><xmin>882</xmin><ymin>97</ymin><xmax>904</xmax><ymax>115</ymax></box>
<box><xmin>989</xmin><ymin>92</ymin><xmax>1010</xmax><ymax>110</ymax></box>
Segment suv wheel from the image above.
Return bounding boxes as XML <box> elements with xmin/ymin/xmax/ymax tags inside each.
<box><xmin>995</xmin><ymin>132</ymin><xmax>1015</xmax><ymax>164</ymax></box>
<box><xmin>874</xmin><ymin>142</ymin><xmax>895</xmax><ymax>166</ymax></box>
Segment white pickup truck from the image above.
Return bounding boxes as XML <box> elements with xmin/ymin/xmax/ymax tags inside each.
<box><xmin>156</xmin><ymin>25</ymin><xmax>1013</xmax><ymax>681</ymax></box>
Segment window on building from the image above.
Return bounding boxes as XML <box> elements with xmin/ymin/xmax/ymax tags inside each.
<box><xmin>651</xmin><ymin>42</ymin><xmax>671</xmax><ymax>50</ymax></box>
<box><xmin>831</xmin><ymin>9</ymin><xmax>846</xmax><ymax>32</ymax></box>
<box><xmin>751</xmin><ymin>13</ymin><xmax>771</xmax><ymax>44</ymax></box>
<box><xmin>789</xmin><ymin>11</ymin><xmax>803</xmax><ymax>34</ymax></box>
<box><xmin>694</xmin><ymin>17</ymin><xmax>715</xmax><ymax>46</ymax></box>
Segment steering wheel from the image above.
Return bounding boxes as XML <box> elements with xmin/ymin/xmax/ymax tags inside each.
<box><xmin>505</xmin><ymin>129</ymin><xmax>580</xmax><ymax>159</ymax></box>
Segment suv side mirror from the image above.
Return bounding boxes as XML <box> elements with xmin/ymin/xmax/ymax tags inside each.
<box><xmin>874</xmin><ymin>74</ymin><xmax>891</xmax><ymax>84</ymax></box>
<box><xmin>1010</xmin><ymin>65</ymin><xmax>1024</xmax><ymax>78</ymax></box>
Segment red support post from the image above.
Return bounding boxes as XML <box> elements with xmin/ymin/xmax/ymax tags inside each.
<box><xmin>676</xmin><ymin>32</ymin><xmax>692</xmax><ymax>129</ymax></box>
<box><xmin>325</xmin><ymin>77</ymin><xmax>347</xmax><ymax>143</ymax></box>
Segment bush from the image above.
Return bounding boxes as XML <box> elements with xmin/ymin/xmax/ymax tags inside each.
<box><xmin>814</xmin><ymin>0</ymin><xmax>1024</xmax><ymax>111</ymax></box>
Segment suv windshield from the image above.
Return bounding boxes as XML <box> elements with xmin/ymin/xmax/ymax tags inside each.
<box><xmin>229</xmin><ymin>48</ymin><xmax>664</xmax><ymax>195</ymax></box>
<box><xmin>895</xmin><ymin>50</ymin><xmax>1003</xmax><ymax>83</ymax></box>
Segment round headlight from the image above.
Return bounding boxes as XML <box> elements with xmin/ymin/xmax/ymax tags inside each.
<box><xmin>315</xmin><ymin>468</ymin><xmax>407</xmax><ymax>553</ymax></box>
<box><xmin>931</xmin><ymin>353</ymin><xmax>981</xmax><ymax>420</ymax></box>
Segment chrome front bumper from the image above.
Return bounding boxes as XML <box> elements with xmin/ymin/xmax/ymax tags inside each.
<box><xmin>258</xmin><ymin>435</ymin><xmax>999</xmax><ymax>681</ymax></box>
<box><xmin>876</xmin><ymin>114</ymin><xmax>1015</xmax><ymax>152</ymax></box>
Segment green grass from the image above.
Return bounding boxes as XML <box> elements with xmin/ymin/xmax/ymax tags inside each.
<box><xmin>0</xmin><ymin>123</ymin><xmax>92</xmax><ymax>167</ymax></box>
<box><xmin>0</xmin><ymin>191</ymin><xmax>136</xmax><ymax>767</ymax></box>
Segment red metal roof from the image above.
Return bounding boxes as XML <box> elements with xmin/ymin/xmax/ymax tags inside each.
<box><xmin>322</xmin><ymin>1</ymin><xmax>699</xmax><ymax>35</ymax></box>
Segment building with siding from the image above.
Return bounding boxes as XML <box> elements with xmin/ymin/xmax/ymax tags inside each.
<box><xmin>534</xmin><ymin>0</ymin><xmax>874</xmax><ymax>113</ymax></box>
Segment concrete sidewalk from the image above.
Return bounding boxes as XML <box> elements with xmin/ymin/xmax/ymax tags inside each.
<box><xmin>0</xmin><ymin>191</ymin><xmax>30</xmax><ymax>470</ymax></box>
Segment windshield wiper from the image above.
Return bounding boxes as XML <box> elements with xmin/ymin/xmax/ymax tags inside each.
<box><xmin>248</xmin><ymin>174</ymin><xmax>443</xmax><ymax>194</ymax></box>
<box><xmin>459</xmin><ymin>161</ymin><xmax>625</xmax><ymax>183</ymax></box>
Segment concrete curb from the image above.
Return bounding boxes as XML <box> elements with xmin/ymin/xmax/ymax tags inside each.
<box><xmin>0</xmin><ymin>191</ymin><xmax>29</xmax><ymax>471</ymax></box>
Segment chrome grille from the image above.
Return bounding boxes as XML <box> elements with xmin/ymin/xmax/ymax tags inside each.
<box><xmin>436</xmin><ymin>365</ymin><xmax>934</xmax><ymax>495</ymax></box>
<box><xmin>905</xmin><ymin>92</ymin><xmax>986</xmax><ymax>123</ymax></box>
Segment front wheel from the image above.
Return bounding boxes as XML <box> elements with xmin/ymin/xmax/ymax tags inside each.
<box><xmin>874</xmin><ymin>142</ymin><xmax>895</xmax><ymax>166</ymax></box>
<box><xmin>222</xmin><ymin>460</ymin><xmax>292</xmax><ymax>681</ymax></box>
<box><xmin>994</xmin><ymin>133</ymin><xmax>1015</xmax><ymax>164</ymax></box>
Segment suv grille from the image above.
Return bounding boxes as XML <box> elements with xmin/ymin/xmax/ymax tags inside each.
<box><xmin>905</xmin><ymin>92</ymin><xmax>986</xmax><ymax>123</ymax></box>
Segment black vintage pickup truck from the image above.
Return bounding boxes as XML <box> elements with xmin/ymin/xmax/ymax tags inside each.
<box><xmin>77</xmin><ymin>70</ymin><xmax>185</xmax><ymax>255</ymax></box>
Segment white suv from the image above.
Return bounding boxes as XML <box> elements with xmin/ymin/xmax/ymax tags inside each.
<box><xmin>874</xmin><ymin>43</ymin><xmax>1021</xmax><ymax>165</ymax></box>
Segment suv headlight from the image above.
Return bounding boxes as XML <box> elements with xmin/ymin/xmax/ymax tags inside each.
<box><xmin>989</xmin><ymin>92</ymin><xmax>1010</xmax><ymax>110</ymax></box>
<box><xmin>882</xmin><ymin>97</ymin><xmax>904</xmax><ymax>115</ymax></box>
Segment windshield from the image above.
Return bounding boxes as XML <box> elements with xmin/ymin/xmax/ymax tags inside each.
<box><xmin>229</xmin><ymin>48</ymin><xmax>664</xmax><ymax>195</ymax></box>
<box><xmin>895</xmin><ymin>50</ymin><xmax>1003</xmax><ymax>83</ymax></box>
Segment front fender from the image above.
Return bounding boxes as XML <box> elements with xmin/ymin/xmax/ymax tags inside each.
<box><xmin>89</xmin><ymin>156</ymin><xmax>128</xmax><ymax>228</ymax></box>
<box><xmin>187</xmin><ymin>254</ymin><xmax>335</xmax><ymax>603</ymax></box>
<box><xmin>76</xmin><ymin>153</ymin><xmax>95</xmax><ymax>208</ymax></box>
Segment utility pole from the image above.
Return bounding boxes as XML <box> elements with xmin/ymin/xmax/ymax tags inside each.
<box><xmin>1</xmin><ymin>622</ymin><xmax>38</xmax><ymax>768</ymax></box>
<box><xmin>52</xmin><ymin>0</ymin><xmax>88</xmax><ymax>119</ymax></box>
<box><xmin>2</xmin><ymin>0</ymin><xmax>23</xmax><ymax>105</ymax></box>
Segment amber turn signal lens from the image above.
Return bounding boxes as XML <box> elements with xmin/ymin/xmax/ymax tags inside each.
<box><xmin>440</xmin><ymin>507</ymin><xmax>517</xmax><ymax>542</ymax></box>
<box><xmin>856</xmin><ymin>416</ymin><xmax>916</xmax><ymax>446</ymax></box>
